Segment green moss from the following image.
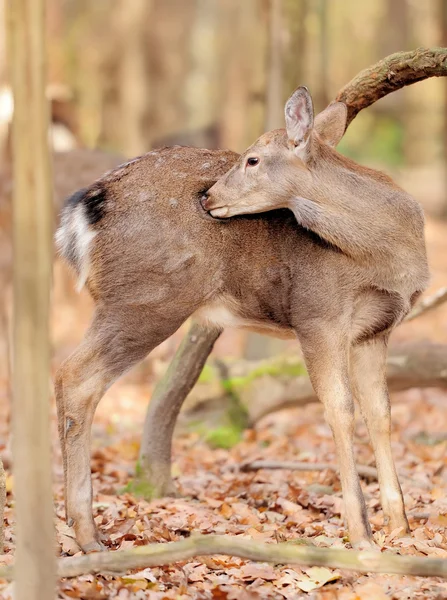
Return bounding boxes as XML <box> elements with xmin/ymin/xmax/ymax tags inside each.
<box><xmin>191</xmin><ymin>357</ymin><xmax>307</xmax><ymax>449</ymax></box>
<box><xmin>135</xmin><ymin>460</ymin><xmax>143</xmax><ymax>477</ymax></box>
<box><xmin>205</xmin><ymin>424</ymin><xmax>243</xmax><ymax>449</ymax></box>
<box><xmin>121</xmin><ymin>477</ymin><xmax>157</xmax><ymax>500</ymax></box>
<box><xmin>122</xmin><ymin>460</ymin><xmax>160</xmax><ymax>500</ymax></box>
<box><xmin>412</xmin><ymin>431</ymin><xmax>447</xmax><ymax>446</ymax></box>
<box><xmin>222</xmin><ymin>359</ymin><xmax>307</xmax><ymax>391</ymax></box>
<box><xmin>227</xmin><ymin>395</ymin><xmax>249</xmax><ymax>430</ymax></box>
<box><xmin>285</xmin><ymin>538</ymin><xmax>314</xmax><ymax>546</ymax></box>
<box><xmin>198</xmin><ymin>363</ymin><xmax>217</xmax><ymax>384</ymax></box>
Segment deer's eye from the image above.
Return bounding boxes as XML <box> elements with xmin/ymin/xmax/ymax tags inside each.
<box><xmin>246</xmin><ymin>157</ymin><xmax>259</xmax><ymax>167</ymax></box>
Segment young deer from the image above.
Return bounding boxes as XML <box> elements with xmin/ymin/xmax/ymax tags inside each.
<box><xmin>55</xmin><ymin>87</ymin><xmax>428</xmax><ymax>552</ymax></box>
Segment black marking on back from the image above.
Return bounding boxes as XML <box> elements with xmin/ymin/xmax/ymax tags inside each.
<box><xmin>83</xmin><ymin>185</ymin><xmax>107</xmax><ymax>225</ymax></box>
<box><xmin>66</xmin><ymin>187</ymin><xmax>87</xmax><ymax>208</ymax></box>
<box><xmin>65</xmin><ymin>184</ymin><xmax>107</xmax><ymax>225</ymax></box>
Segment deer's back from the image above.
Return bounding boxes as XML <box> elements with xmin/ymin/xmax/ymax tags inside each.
<box><xmin>81</xmin><ymin>146</ymin><xmax>356</xmax><ymax>335</ymax></box>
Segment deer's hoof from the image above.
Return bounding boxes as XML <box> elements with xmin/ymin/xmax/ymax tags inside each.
<box><xmin>81</xmin><ymin>539</ymin><xmax>107</xmax><ymax>553</ymax></box>
<box><xmin>352</xmin><ymin>538</ymin><xmax>379</xmax><ymax>552</ymax></box>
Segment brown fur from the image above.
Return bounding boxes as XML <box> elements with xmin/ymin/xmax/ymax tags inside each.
<box><xmin>55</xmin><ymin>90</ymin><xmax>428</xmax><ymax>551</ymax></box>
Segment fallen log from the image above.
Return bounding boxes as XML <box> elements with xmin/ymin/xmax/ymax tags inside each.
<box><xmin>0</xmin><ymin>534</ymin><xmax>446</xmax><ymax>580</ymax></box>
<box><xmin>180</xmin><ymin>341</ymin><xmax>447</xmax><ymax>426</ymax></box>
<box><xmin>240</xmin><ymin>460</ymin><xmax>378</xmax><ymax>480</ymax></box>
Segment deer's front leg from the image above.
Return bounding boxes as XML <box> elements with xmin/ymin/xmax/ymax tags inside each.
<box><xmin>351</xmin><ymin>337</ymin><xmax>409</xmax><ymax>535</ymax></box>
<box><xmin>297</xmin><ymin>324</ymin><xmax>373</xmax><ymax>548</ymax></box>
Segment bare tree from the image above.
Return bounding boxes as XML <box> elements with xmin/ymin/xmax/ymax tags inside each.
<box><xmin>9</xmin><ymin>0</ymin><xmax>56</xmax><ymax>597</ymax></box>
<box><xmin>283</xmin><ymin>0</ymin><xmax>308</xmax><ymax>93</ymax></box>
<box><xmin>265</xmin><ymin>0</ymin><xmax>284</xmax><ymax>131</ymax></box>
<box><xmin>117</xmin><ymin>0</ymin><xmax>152</xmax><ymax>156</ymax></box>
<box><xmin>218</xmin><ymin>0</ymin><xmax>268</xmax><ymax>152</ymax></box>
<box><xmin>316</xmin><ymin>0</ymin><xmax>329</xmax><ymax>110</ymax></box>
<box><xmin>440</xmin><ymin>0</ymin><xmax>447</xmax><ymax>218</ymax></box>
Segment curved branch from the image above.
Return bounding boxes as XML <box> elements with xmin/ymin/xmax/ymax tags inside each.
<box><xmin>1</xmin><ymin>534</ymin><xmax>446</xmax><ymax>579</ymax></box>
<box><xmin>336</xmin><ymin>47</ymin><xmax>447</xmax><ymax>126</ymax></box>
<box><xmin>405</xmin><ymin>286</ymin><xmax>447</xmax><ymax>322</ymax></box>
<box><xmin>30</xmin><ymin>535</ymin><xmax>447</xmax><ymax>579</ymax></box>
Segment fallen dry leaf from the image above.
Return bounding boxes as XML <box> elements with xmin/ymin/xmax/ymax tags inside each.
<box><xmin>293</xmin><ymin>567</ymin><xmax>341</xmax><ymax>592</ymax></box>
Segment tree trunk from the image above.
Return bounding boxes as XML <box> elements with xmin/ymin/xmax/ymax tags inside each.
<box><xmin>218</xmin><ymin>0</ymin><xmax>268</xmax><ymax>152</ymax></box>
<box><xmin>138</xmin><ymin>322</ymin><xmax>221</xmax><ymax>497</ymax></box>
<box><xmin>183</xmin><ymin>0</ymin><xmax>220</xmax><ymax>135</ymax></box>
<box><xmin>9</xmin><ymin>0</ymin><xmax>56</xmax><ymax>596</ymax></box>
<box><xmin>265</xmin><ymin>0</ymin><xmax>284</xmax><ymax>131</ymax></box>
<box><xmin>117</xmin><ymin>0</ymin><xmax>152</xmax><ymax>156</ymax></box>
<box><xmin>283</xmin><ymin>0</ymin><xmax>308</xmax><ymax>92</ymax></box>
<box><xmin>316</xmin><ymin>0</ymin><xmax>329</xmax><ymax>111</ymax></box>
<box><xmin>440</xmin><ymin>0</ymin><xmax>447</xmax><ymax>219</ymax></box>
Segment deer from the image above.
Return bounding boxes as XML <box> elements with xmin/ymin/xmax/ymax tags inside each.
<box><xmin>54</xmin><ymin>80</ymin><xmax>428</xmax><ymax>553</ymax></box>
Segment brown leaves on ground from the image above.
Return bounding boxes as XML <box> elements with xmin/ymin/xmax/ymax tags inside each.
<box><xmin>1</xmin><ymin>383</ymin><xmax>447</xmax><ymax>598</ymax></box>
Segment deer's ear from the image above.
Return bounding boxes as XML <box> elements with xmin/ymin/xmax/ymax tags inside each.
<box><xmin>285</xmin><ymin>87</ymin><xmax>314</xmax><ymax>156</ymax></box>
<box><xmin>314</xmin><ymin>102</ymin><xmax>347</xmax><ymax>147</ymax></box>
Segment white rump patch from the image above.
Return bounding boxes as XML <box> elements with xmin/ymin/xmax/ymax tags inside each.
<box><xmin>55</xmin><ymin>204</ymin><xmax>97</xmax><ymax>292</ymax></box>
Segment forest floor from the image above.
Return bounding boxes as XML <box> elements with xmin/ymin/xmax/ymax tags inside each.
<box><xmin>2</xmin><ymin>384</ymin><xmax>447</xmax><ymax>599</ymax></box>
<box><xmin>0</xmin><ymin>213</ymin><xmax>446</xmax><ymax>599</ymax></box>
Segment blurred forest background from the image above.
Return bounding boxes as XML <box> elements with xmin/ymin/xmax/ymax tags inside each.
<box><xmin>2</xmin><ymin>3</ymin><xmax>447</xmax><ymax>596</ymax></box>
<box><xmin>1</xmin><ymin>0</ymin><xmax>446</xmax><ymax>168</ymax></box>
<box><xmin>0</xmin><ymin>0</ymin><xmax>447</xmax><ymax>391</ymax></box>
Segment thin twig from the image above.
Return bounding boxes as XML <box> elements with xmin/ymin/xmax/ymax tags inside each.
<box><xmin>408</xmin><ymin>512</ymin><xmax>431</xmax><ymax>521</ymax></box>
<box><xmin>405</xmin><ymin>287</ymin><xmax>447</xmax><ymax>322</ymax></box>
<box><xmin>0</xmin><ymin>534</ymin><xmax>446</xmax><ymax>580</ymax></box>
<box><xmin>240</xmin><ymin>460</ymin><xmax>378</xmax><ymax>480</ymax></box>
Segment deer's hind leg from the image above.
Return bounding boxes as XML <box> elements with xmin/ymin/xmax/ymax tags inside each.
<box><xmin>55</xmin><ymin>305</ymin><xmax>189</xmax><ymax>553</ymax></box>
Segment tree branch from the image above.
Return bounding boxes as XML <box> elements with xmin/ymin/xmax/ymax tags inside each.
<box><xmin>405</xmin><ymin>286</ymin><xmax>447</xmax><ymax>322</ymax></box>
<box><xmin>336</xmin><ymin>47</ymin><xmax>447</xmax><ymax>126</ymax></box>
<box><xmin>1</xmin><ymin>535</ymin><xmax>446</xmax><ymax>580</ymax></box>
<box><xmin>240</xmin><ymin>460</ymin><xmax>378</xmax><ymax>480</ymax></box>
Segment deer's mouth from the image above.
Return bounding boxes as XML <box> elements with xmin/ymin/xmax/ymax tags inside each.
<box><xmin>209</xmin><ymin>206</ymin><xmax>229</xmax><ymax>218</ymax></box>
<box><xmin>198</xmin><ymin>191</ymin><xmax>229</xmax><ymax>222</ymax></box>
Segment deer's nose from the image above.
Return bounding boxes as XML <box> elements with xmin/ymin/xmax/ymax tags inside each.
<box><xmin>200</xmin><ymin>192</ymin><xmax>211</xmax><ymax>210</ymax></box>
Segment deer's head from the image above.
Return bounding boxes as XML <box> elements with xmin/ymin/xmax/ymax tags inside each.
<box><xmin>201</xmin><ymin>87</ymin><xmax>347</xmax><ymax>218</ymax></box>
